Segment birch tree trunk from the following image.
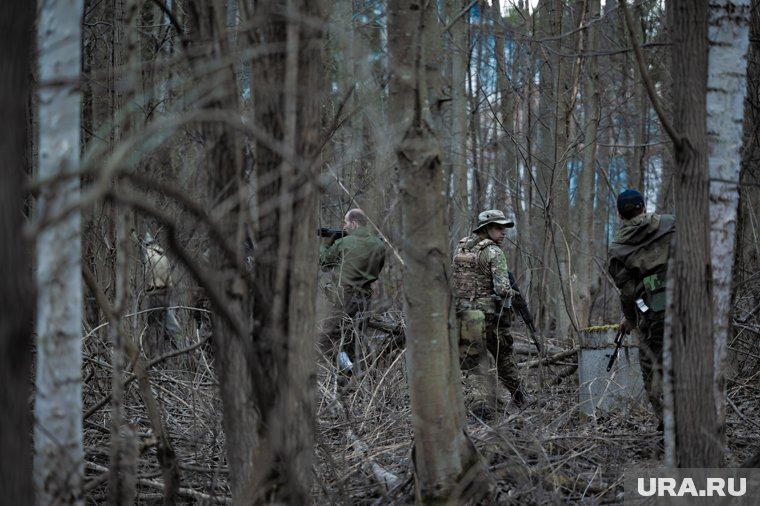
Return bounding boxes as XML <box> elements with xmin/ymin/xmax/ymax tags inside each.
<box><xmin>34</xmin><ymin>0</ymin><xmax>85</xmax><ymax>503</ymax></box>
<box><xmin>388</xmin><ymin>0</ymin><xmax>492</xmax><ymax>501</ymax></box>
<box><xmin>706</xmin><ymin>0</ymin><xmax>750</xmax><ymax>445</ymax></box>
<box><xmin>0</xmin><ymin>2</ymin><xmax>35</xmax><ymax>503</ymax></box>
<box><xmin>665</xmin><ymin>0</ymin><xmax>722</xmax><ymax>468</ymax></box>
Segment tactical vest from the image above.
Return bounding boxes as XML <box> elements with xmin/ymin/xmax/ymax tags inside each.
<box><xmin>452</xmin><ymin>238</ymin><xmax>495</xmax><ymax>300</ymax></box>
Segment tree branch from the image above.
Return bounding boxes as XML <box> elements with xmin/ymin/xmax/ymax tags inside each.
<box><xmin>619</xmin><ymin>0</ymin><xmax>683</xmax><ymax>150</ymax></box>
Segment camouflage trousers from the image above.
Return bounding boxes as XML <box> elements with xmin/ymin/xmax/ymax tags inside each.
<box><xmin>639</xmin><ymin>324</ymin><xmax>664</xmax><ymax>424</ymax></box>
<box><xmin>143</xmin><ymin>287</ymin><xmax>181</xmax><ymax>358</ymax></box>
<box><xmin>459</xmin><ymin>309</ymin><xmax>522</xmax><ymax>397</ymax></box>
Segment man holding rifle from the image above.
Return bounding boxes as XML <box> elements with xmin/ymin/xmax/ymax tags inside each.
<box><xmin>452</xmin><ymin>209</ymin><xmax>528</xmax><ymax>408</ymax></box>
<box><xmin>319</xmin><ymin>208</ymin><xmax>386</xmax><ymax>373</ymax></box>
<box><xmin>608</xmin><ymin>189</ymin><xmax>674</xmax><ymax>427</ymax></box>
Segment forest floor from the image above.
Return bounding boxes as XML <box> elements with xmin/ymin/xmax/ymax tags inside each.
<box><xmin>311</xmin><ymin>312</ymin><xmax>760</xmax><ymax>505</ymax></box>
<box><xmin>81</xmin><ymin>309</ymin><xmax>760</xmax><ymax>505</ymax></box>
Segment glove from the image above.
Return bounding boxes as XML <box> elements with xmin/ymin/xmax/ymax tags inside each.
<box><xmin>620</xmin><ymin>316</ymin><xmax>634</xmax><ymax>335</ymax></box>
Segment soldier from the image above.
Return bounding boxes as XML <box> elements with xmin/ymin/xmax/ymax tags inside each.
<box><xmin>142</xmin><ymin>232</ymin><xmax>181</xmax><ymax>357</ymax></box>
<box><xmin>319</xmin><ymin>209</ymin><xmax>386</xmax><ymax>372</ymax></box>
<box><xmin>452</xmin><ymin>209</ymin><xmax>527</xmax><ymax>407</ymax></box>
<box><xmin>608</xmin><ymin>189</ymin><xmax>674</xmax><ymax>427</ymax></box>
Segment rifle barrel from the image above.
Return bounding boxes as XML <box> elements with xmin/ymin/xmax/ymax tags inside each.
<box><xmin>606</xmin><ymin>329</ymin><xmax>624</xmax><ymax>372</ymax></box>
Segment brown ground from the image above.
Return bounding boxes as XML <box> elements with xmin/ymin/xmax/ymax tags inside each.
<box><xmin>81</xmin><ymin>309</ymin><xmax>760</xmax><ymax>504</ymax></box>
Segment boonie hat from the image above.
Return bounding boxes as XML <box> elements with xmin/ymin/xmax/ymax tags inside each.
<box><xmin>472</xmin><ymin>209</ymin><xmax>514</xmax><ymax>233</ymax></box>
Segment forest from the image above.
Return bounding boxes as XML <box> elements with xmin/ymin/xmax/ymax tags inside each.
<box><xmin>2</xmin><ymin>0</ymin><xmax>760</xmax><ymax>504</ymax></box>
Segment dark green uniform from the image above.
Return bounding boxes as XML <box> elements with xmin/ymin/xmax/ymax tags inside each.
<box><xmin>608</xmin><ymin>212</ymin><xmax>675</xmax><ymax>423</ymax></box>
<box><xmin>320</xmin><ymin>226</ymin><xmax>386</xmax><ymax>363</ymax></box>
<box><xmin>452</xmin><ymin>234</ymin><xmax>523</xmax><ymax>400</ymax></box>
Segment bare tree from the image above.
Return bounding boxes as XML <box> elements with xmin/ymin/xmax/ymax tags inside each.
<box><xmin>241</xmin><ymin>0</ymin><xmax>325</xmax><ymax>501</ymax></box>
<box><xmin>185</xmin><ymin>0</ymin><xmax>259</xmax><ymax>498</ymax></box>
<box><xmin>577</xmin><ymin>0</ymin><xmax>601</xmax><ymax>327</ymax></box>
<box><xmin>34</xmin><ymin>0</ymin><xmax>85</xmax><ymax>503</ymax></box>
<box><xmin>449</xmin><ymin>0</ymin><xmax>470</xmax><ymax>244</ymax></box>
<box><xmin>665</xmin><ymin>0</ymin><xmax>721</xmax><ymax>467</ymax></box>
<box><xmin>0</xmin><ymin>1</ymin><xmax>35</xmax><ymax>504</ymax></box>
<box><xmin>388</xmin><ymin>0</ymin><xmax>492</xmax><ymax>501</ymax></box>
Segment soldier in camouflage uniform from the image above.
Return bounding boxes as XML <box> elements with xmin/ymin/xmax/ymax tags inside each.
<box><xmin>608</xmin><ymin>189</ymin><xmax>675</xmax><ymax>426</ymax></box>
<box><xmin>452</xmin><ymin>209</ymin><xmax>526</xmax><ymax>407</ymax></box>
<box><xmin>142</xmin><ymin>232</ymin><xmax>181</xmax><ymax>358</ymax></box>
<box><xmin>320</xmin><ymin>209</ymin><xmax>386</xmax><ymax>370</ymax></box>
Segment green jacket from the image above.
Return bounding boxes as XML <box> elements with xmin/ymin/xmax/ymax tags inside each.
<box><xmin>608</xmin><ymin>212</ymin><xmax>675</xmax><ymax>326</ymax></box>
<box><xmin>320</xmin><ymin>226</ymin><xmax>386</xmax><ymax>293</ymax></box>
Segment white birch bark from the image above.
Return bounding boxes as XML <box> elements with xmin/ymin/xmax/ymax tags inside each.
<box><xmin>706</xmin><ymin>0</ymin><xmax>750</xmax><ymax>429</ymax></box>
<box><xmin>34</xmin><ymin>0</ymin><xmax>85</xmax><ymax>504</ymax></box>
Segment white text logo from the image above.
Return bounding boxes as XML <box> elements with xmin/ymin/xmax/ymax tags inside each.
<box><xmin>637</xmin><ymin>477</ymin><xmax>746</xmax><ymax>497</ymax></box>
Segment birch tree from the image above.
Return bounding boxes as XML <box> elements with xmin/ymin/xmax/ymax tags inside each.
<box><xmin>706</xmin><ymin>0</ymin><xmax>751</xmax><ymax>437</ymax></box>
<box><xmin>34</xmin><ymin>0</ymin><xmax>85</xmax><ymax>503</ymax></box>
<box><xmin>0</xmin><ymin>1</ymin><xmax>35</xmax><ymax>503</ymax></box>
<box><xmin>388</xmin><ymin>0</ymin><xmax>492</xmax><ymax>501</ymax></box>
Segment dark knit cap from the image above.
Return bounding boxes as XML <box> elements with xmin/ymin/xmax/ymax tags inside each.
<box><xmin>617</xmin><ymin>189</ymin><xmax>645</xmax><ymax>218</ymax></box>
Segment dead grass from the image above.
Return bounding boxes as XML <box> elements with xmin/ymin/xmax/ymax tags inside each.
<box><xmin>81</xmin><ymin>307</ymin><xmax>760</xmax><ymax>504</ymax></box>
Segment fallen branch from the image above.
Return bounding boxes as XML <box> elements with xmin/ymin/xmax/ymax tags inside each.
<box><xmin>518</xmin><ymin>348</ymin><xmax>579</xmax><ymax>369</ymax></box>
<box><xmin>86</xmin><ymin>462</ymin><xmax>231</xmax><ymax>504</ymax></box>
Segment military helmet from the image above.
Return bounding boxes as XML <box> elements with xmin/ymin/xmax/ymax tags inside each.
<box><xmin>472</xmin><ymin>209</ymin><xmax>514</xmax><ymax>233</ymax></box>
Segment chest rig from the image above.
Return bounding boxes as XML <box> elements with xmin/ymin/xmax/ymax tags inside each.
<box><xmin>452</xmin><ymin>238</ymin><xmax>495</xmax><ymax>300</ymax></box>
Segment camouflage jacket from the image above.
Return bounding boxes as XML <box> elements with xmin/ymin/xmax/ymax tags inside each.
<box><xmin>320</xmin><ymin>226</ymin><xmax>386</xmax><ymax>294</ymax></box>
<box><xmin>452</xmin><ymin>234</ymin><xmax>511</xmax><ymax>313</ymax></box>
<box><xmin>144</xmin><ymin>243</ymin><xmax>172</xmax><ymax>291</ymax></box>
<box><xmin>608</xmin><ymin>212</ymin><xmax>675</xmax><ymax>327</ymax></box>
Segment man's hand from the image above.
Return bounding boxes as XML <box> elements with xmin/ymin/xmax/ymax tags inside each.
<box><xmin>619</xmin><ymin>316</ymin><xmax>634</xmax><ymax>335</ymax></box>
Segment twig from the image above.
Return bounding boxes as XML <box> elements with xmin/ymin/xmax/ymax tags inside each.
<box><xmin>87</xmin><ymin>462</ymin><xmax>230</xmax><ymax>504</ymax></box>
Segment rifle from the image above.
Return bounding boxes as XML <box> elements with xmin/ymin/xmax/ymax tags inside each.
<box><xmin>318</xmin><ymin>227</ymin><xmax>347</xmax><ymax>240</ymax></box>
<box><xmin>507</xmin><ymin>272</ymin><xmax>543</xmax><ymax>354</ymax></box>
<box><xmin>606</xmin><ymin>328</ymin><xmax>625</xmax><ymax>372</ymax></box>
